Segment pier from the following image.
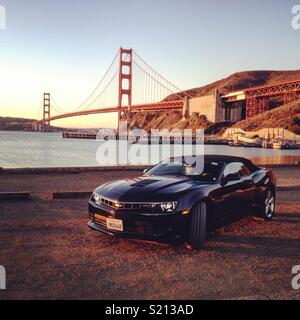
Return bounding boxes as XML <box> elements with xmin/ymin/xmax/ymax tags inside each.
<box><xmin>62</xmin><ymin>132</ymin><xmax>97</xmax><ymax>139</ymax></box>
<box><xmin>62</xmin><ymin>131</ymin><xmax>229</xmax><ymax>145</ymax></box>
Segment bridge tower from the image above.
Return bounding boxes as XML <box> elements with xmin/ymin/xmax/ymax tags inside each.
<box><xmin>42</xmin><ymin>92</ymin><xmax>51</xmax><ymax>132</ymax></box>
<box><xmin>118</xmin><ymin>48</ymin><xmax>132</xmax><ymax>129</ymax></box>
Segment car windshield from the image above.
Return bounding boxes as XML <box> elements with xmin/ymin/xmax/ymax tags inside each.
<box><xmin>144</xmin><ymin>158</ymin><xmax>224</xmax><ymax>183</ymax></box>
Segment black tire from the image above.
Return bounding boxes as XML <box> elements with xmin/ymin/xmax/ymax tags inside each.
<box><xmin>257</xmin><ymin>189</ymin><xmax>275</xmax><ymax>221</ymax></box>
<box><xmin>189</xmin><ymin>202</ymin><xmax>207</xmax><ymax>249</ymax></box>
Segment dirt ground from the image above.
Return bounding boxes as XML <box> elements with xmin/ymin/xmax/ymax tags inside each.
<box><xmin>0</xmin><ymin>168</ymin><xmax>300</xmax><ymax>300</ymax></box>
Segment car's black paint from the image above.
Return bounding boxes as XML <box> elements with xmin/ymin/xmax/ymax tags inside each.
<box><xmin>88</xmin><ymin>155</ymin><xmax>276</xmax><ymax>243</ymax></box>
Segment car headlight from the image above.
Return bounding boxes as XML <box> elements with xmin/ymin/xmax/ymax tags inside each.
<box><xmin>160</xmin><ymin>202</ymin><xmax>178</xmax><ymax>213</ymax></box>
<box><xmin>93</xmin><ymin>193</ymin><xmax>101</xmax><ymax>204</ymax></box>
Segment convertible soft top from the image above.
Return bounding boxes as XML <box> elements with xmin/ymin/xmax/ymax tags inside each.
<box><xmin>172</xmin><ymin>154</ymin><xmax>260</xmax><ymax>173</ymax></box>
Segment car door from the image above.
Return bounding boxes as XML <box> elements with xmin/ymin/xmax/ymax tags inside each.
<box><xmin>212</xmin><ymin>161</ymin><xmax>255</xmax><ymax>223</ymax></box>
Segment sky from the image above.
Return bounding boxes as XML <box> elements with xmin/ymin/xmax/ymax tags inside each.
<box><xmin>0</xmin><ymin>0</ymin><xmax>300</xmax><ymax>128</ymax></box>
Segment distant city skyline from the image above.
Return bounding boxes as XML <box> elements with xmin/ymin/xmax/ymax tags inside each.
<box><xmin>0</xmin><ymin>0</ymin><xmax>300</xmax><ymax>128</ymax></box>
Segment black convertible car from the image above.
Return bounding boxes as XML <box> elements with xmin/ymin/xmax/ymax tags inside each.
<box><xmin>88</xmin><ymin>155</ymin><xmax>276</xmax><ymax>249</ymax></box>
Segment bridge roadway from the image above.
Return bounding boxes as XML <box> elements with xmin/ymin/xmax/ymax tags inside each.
<box><xmin>36</xmin><ymin>100</ymin><xmax>184</xmax><ymax>124</ymax></box>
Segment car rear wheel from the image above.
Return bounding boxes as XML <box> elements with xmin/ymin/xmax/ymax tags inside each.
<box><xmin>189</xmin><ymin>202</ymin><xmax>207</xmax><ymax>250</ymax></box>
<box><xmin>257</xmin><ymin>189</ymin><xmax>275</xmax><ymax>221</ymax></box>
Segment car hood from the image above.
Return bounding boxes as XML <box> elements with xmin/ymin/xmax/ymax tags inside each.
<box><xmin>95</xmin><ymin>176</ymin><xmax>208</xmax><ymax>202</ymax></box>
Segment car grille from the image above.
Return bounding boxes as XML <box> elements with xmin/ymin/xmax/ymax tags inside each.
<box><xmin>96</xmin><ymin>195</ymin><xmax>159</xmax><ymax>210</ymax></box>
<box><xmin>98</xmin><ymin>196</ymin><xmax>115</xmax><ymax>208</ymax></box>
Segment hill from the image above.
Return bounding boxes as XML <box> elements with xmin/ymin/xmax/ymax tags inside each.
<box><xmin>0</xmin><ymin>116</ymin><xmax>36</xmax><ymax>131</ymax></box>
<box><xmin>125</xmin><ymin>110</ymin><xmax>231</xmax><ymax>134</ymax></box>
<box><xmin>128</xmin><ymin>70</ymin><xmax>300</xmax><ymax>135</ymax></box>
<box><xmin>166</xmin><ymin>70</ymin><xmax>300</xmax><ymax>100</ymax></box>
<box><xmin>0</xmin><ymin>116</ymin><xmax>65</xmax><ymax>132</ymax></box>
<box><xmin>233</xmin><ymin>99</ymin><xmax>300</xmax><ymax>135</ymax></box>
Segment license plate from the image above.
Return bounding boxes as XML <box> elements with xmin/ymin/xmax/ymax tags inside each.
<box><xmin>107</xmin><ymin>218</ymin><xmax>123</xmax><ymax>232</ymax></box>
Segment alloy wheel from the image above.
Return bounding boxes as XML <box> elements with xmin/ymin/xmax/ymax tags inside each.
<box><xmin>265</xmin><ymin>191</ymin><xmax>275</xmax><ymax>219</ymax></box>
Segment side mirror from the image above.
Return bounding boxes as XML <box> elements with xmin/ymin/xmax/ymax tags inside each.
<box><xmin>143</xmin><ymin>168</ymin><xmax>149</xmax><ymax>175</ymax></box>
<box><xmin>221</xmin><ymin>173</ymin><xmax>240</xmax><ymax>186</ymax></box>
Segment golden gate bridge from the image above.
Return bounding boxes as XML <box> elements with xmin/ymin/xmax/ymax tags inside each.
<box><xmin>33</xmin><ymin>48</ymin><xmax>300</xmax><ymax>132</ymax></box>
<box><xmin>33</xmin><ymin>48</ymin><xmax>193</xmax><ymax>131</ymax></box>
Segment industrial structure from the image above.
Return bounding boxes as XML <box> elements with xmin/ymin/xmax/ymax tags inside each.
<box><xmin>222</xmin><ymin>79</ymin><xmax>300</xmax><ymax>120</ymax></box>
<box><xmin>33</xmin><ymin>48</ymin><xmax>300</xmax><ymax>131</ymax></box>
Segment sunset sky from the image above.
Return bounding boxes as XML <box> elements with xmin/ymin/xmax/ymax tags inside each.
<box><xmin>0</xmin><ymin>0</ymin><xmax>300</xmax><ymax>128</ymax></box>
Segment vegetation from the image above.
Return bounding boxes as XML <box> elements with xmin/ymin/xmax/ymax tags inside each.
<box><xmin>125</xmin><ymin>111</ymin><xmax>231</xmax><ymax>135</ymax></box>
<box><xmin>233</xmin><ymin>99</ymin><xmax>300</xmax><ymax>135</ymax></box>
<box><xmin>0</xmin><ymin>116</ymin><xmax>35</xmax><ymax>131</ymax></box>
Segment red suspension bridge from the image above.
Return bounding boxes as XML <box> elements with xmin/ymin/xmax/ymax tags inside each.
<box><xmin>34</xmin><ymin>48</ymin><xmax>193</xmax><ymax>131</ymax></box>
<box><xmin>33</xmin><ymin>48</ymin><xmax>300</xmax><ymax>131</ymax></box>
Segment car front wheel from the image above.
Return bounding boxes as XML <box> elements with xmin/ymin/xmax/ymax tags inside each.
<box><xmin>189</xmin><ymin>201</ymin><xmax>207</xmax><ymax>250</ymax></box>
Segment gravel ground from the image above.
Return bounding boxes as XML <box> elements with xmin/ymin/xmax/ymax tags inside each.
<box><xmin>0</xmin><ymin>168</ymin><xmax>299</xmax><ymax>300</ymax></box>
<box><xmin>0</xmin><ymin>195</ymin><xmax>299</xmax><ymax>300</ymax></box>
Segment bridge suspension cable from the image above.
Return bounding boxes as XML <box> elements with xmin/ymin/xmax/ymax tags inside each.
<box><xmin>50</xmin><ymin>96</ymin><xmax>67</xmax><ymax>114</ymax></box>
<box><xmin>77</xmin><ymin>69</ymin><xmax>119</xmax><ymax>111</ymax></box>
<box><xmin>73</xmin><ymin>49</ymin><xmax>120</xmax><ymax>111</ymax></box>
<box><xmin>48</xmin><ymin>49</ymin><xmax>121</xmax><ymax>115</ymax></box>
<box><xmin>132</xmin><ymin>50</ymin><xmax>193</xmax><ymax>104</ymax></box>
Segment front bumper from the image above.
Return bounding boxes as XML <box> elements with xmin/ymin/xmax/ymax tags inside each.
<box><xmin>88</xmin><ymin>201</ymin><xmax>189</xmax><ymax>241</ymax></box>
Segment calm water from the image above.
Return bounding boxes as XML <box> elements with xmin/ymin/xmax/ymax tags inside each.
<box><xmin>0</xmin><ymin>131</ymin><xmax>299</xmax><ymax>168</ymax></box>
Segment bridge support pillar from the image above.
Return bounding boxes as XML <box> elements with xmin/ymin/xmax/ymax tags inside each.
<box><xmin>32</xmin><ymin>121</ymin><xmax>39</xmax><ymax>131</ymax></box>
<box><xmin>246</xmin><ymin>96</ymin><xmax>269</xmax><ymax>118</ymax></box>
<box><xmin>182</xmin><ymin>96</ymin><xmax>190</xmax><ymax>121</ymax></box>
<box><xmin>42</xmin><ymin>92</ymin><xmax>51</xmax><ymax>132</ymax></box>
<box><xmin>118</xmin><ymin>48</ymin><xmax>132</xmax><ymax>129</ymax></box>
<box><xmin>284</xmin><ymin>92</ymin><xmax>297</xmax><ymax>104</ymax></box>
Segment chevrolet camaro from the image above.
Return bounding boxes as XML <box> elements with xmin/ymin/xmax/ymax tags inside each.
<box><xmin>88</xmin><ymin>155</ymin><xmax>276</xmax><ymax>249</ymax></box>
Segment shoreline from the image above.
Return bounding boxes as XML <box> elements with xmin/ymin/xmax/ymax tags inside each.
<box><xmin>1</xmin><ymin>162</ymin><xmax>300</xmax><ymax>175</ymax></box>
<box><xmin>0</xmin><ymin>166</ymin><xmax>299</xmax><ymax>195</ymax></box>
